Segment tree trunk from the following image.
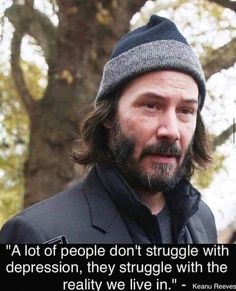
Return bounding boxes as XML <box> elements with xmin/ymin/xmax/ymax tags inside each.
<box><xmin>6</xmin><ymin>0</ymin><xmax>146</xmax><ymax>207</ymax></box>
<box><xmin>23</xmin><ymin>80</ymin><xmax>79</xmax><ymax>206</ymax></box>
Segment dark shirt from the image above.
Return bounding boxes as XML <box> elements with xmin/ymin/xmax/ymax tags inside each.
<box><xmin>157</xmin><ymin>205</ymin><xmax>172</xmax><ymax>243</ymax></box>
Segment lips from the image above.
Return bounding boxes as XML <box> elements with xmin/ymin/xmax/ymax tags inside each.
<box><xmin>140</xmin><ymin>141</ymin><xmax>182</xmax><ymax>161</ymax></box>
<box><xmin>146</xmin><ymin>153</ymin><xmax>178</xmax><ymax>163</ymax></box>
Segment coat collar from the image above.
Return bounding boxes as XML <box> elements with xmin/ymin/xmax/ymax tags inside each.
<box><xmin>82</xmin><ymin>166</ymin><xmax>132</xmax><ymax>243</ymax></box>
<box><xmin>95</xmin><ymin>164</ymin><xmax>158</xmax><ymax>232</ymax></box>
<box><xmin>165</xmin><ymin>179</ymin><xmax>201</xmax><ymax>242</ymax></box>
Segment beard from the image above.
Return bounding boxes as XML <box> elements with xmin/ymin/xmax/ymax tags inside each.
<box><xmin>109</xmin><ymin>122</ymin><xmax>191</xmax><ymax>194</ymax></box>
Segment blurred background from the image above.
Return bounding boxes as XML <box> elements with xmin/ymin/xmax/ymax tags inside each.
<box><xmin>0</xmin><ymin>0</ymin><xmax>236</xmax><ymax>243</ymax></box>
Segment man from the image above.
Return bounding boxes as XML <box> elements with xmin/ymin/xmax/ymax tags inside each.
<box><xmin>0</xmin><ymin>14</ymin><xmax>217</xmax><ymax>244</ymax></box>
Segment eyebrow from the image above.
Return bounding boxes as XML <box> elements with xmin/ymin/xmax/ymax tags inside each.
<box><xmin>138</xmin><ymin>92</ymin><xmax>199</xmax><ymax>105</ymax></box>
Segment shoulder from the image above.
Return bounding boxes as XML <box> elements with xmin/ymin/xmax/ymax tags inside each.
<box><xmin>22</xmin><ymin>181</ymin><xmax>87</xmax><ymax>221</ymax></box>
<box><xmin>0</xmin><ymin>181</ymin><xmax>87</xmax><ymax>243</ymax></box>
<box><xmin>191</xmin><ymin>198</ymin><xmax>218</xmax><ymax>243</ymax></box>
<box><xmin>197</xmin><ymin>199</ymin><xmax>216</xmax><ymax>224</ymax></box>
<box><xmin>188</xmin><ymin>181</ymin><xmax>217</xmax><ymax>232</ymax></box>
<box><xmin>0</xmin><ymin>166</ymin><xmax>126</xmax><ymax>244</ymax></box>
<box><xmin>183</xmin><ymin>181</ymin><xmax>218</xmax><ymax>243</ymax></box>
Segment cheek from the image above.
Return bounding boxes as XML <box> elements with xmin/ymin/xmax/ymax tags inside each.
<box><xmin>120</xmin><ymin>115</ymin><xmax>153</xmax><ymax>138</ymax></box>
<box><xmin>119</xmin><ymin>116</ymin><xmax>154</xmax><ymax>154</ymax></box>
<box><xmin>181</xmin><ymin>123</ymin><xmax>196</xmax><ymax>150</ymax></box>
<box><xmin>120</xmin><ymin>116</ymin><xmax>136</xmax><ymax>132</ymax></box>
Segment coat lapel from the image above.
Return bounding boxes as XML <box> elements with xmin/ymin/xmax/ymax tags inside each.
<box><xmin>83</xmin><ymin>168</ymin><xmax>132</xmax><ymax>243</ymax></box>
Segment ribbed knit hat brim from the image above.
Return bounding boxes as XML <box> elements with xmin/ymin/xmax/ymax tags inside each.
<box><xmin>95</xmin><ymin>15</ymin><xmax>206</xmax><ymax>110</ymax></box>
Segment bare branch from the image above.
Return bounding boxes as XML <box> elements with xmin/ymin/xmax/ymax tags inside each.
<box><xmin>212</xmin><ymin>122</ymin><xmax>236</xmax><ymax>149</ymax></box>
<box><xmin>11</xmin><ymin>28</ymin><xmax>35</xmax><ymax>115</ymax></box>
<box><xmin>202</xmin><ymin>37</ymin><xmax>236</xmax><ymax>79</ymax></box>
<box><xmin>124</xmin><ymin>0</ymin><xmax>150</xmax><ymax>18</ymax></box>
<box><xmin>25</xmin><ymin>0</ymin><xmax>34</xmax><ymax>9</ymax></box>
<box><xmin>208</xmin><ymin>0</ymin><xmax>236</xmax><ymax>12</ymax></box>
<box><xmin>4</xmin><ymin>3</ymin><xmax>58</xmax><ymax>115</ymax></box>
<box><xmin>5</xmin><ymin>4</ymin><xmax>57</xmax><ymax>65</ymax></box>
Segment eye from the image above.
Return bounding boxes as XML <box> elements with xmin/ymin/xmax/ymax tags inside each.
<box><xmin>178</xmin><ymin>107</ymin><xmax>196</xmax><ymax>122</ymax></box>
<box><xmin>180</xmin><ymin>108</ymin><xmax>194</xmax><ymax>115</ymax></box>
<box><xmin>144</xmin><ymin>102</ymin><xmax>159</xmax><ymax>110</ymax></box>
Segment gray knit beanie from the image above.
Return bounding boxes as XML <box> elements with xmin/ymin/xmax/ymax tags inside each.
<box><xmin>95</xmin><ymin>14</ymin><xmax>206</xmax><ymax>110</ymax></box>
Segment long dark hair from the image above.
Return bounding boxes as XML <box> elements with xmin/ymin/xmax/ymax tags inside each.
<box><xmin>72</xmin><ymin>96</ymin><xmax>212</xmax><ymax>178</ymax></box>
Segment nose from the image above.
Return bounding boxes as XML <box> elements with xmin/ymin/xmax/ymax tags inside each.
<box><xmin>156</xmin><ymin>110</ymin><xmax>180</xmax><ymax>142</ymax></box>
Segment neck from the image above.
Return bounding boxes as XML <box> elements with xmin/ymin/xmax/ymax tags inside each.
<box><xmin>137</xmin><ymin>191</ymin><xmax>166</xmax><ymax>215</ymax></box>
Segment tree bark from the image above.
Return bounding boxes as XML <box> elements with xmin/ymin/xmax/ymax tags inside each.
<box><xmin>6</xmin><ymin>0</ymin><xmax>146</xmax><ymax>207</ymax></box>
<box><xmin>213</xmin><ymin>122</ymin><xmax>236</xmax><ymax>150</ymax></box>
<box><xmin>202</xmin><ymin>38</ymin><xmax>236</xmax><ymax>80</ymax></box>
<box><xmin>208</xmin><ymin>0</ymin><xmax>236</xmax><ymax>12</ymax></box>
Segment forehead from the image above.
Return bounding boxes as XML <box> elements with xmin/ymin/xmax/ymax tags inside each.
<box><xmin>118</xmin><ymin>70</ymin><xmax>199</xmax><ymax>104</ymax></box>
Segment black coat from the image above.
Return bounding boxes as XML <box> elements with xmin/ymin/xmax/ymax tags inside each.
<box><xmin>0</xmin><ymin>165</ymin><xmax>217</xmax><ymax>244</ymax></box>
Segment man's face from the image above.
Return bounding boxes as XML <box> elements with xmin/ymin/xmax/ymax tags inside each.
<box><xmin>109</xmin><ymin>70</ymin><xmax>199</xmax><ymax>193</ymax></box>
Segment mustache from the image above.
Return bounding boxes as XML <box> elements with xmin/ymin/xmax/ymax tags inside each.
<box><xmin>140</xmin><ymin>141</ymin><xmax>182</xmax><ymax>160</ymax></box>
